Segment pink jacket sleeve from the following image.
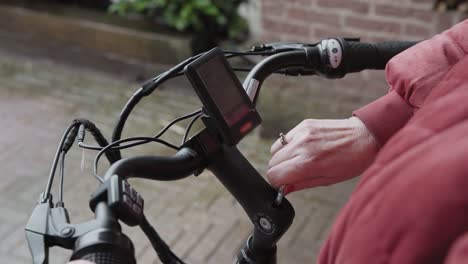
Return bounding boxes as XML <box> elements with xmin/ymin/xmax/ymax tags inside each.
<box><xmin>353</xmin><ymin>19</ymin><xmax>468</xmax><ymax>146</ymax></box>
<box><xmin>444</xmin><ymin>234</ymin><xmax>468</xmax><ymax>264</ymax></box>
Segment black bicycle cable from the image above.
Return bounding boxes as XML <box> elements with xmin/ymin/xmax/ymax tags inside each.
<box><xmin>152</xmin><ymin>109</ymin><xmax>202</xmax><ymax>139</ymax></box>
<box><xmin>80</xmin><ymin>109</ymin><xmax>202</xmax><ymax>152</ymax></box>
<box><xmin>111</xmin><ymin>52</ymin><xmax>209</xmax><ymax>157</ymax></box>
<box><xmin>57</xmin><ymin>151</ymin><xmax>66</xmax><ymax>207</ymax></box>
<box><xmin>93</xmin><ymin>136</ymin><xmax>180</xmax><ymax>182</ymax></box>
<box><xmin>182</xmin><ymin>113</ymin><xmax>203</xmax><ymax>145</ymax></box>
<box><xmin>172</xmin><ymin>66</ymin><xmax>253</xmax><ymax>77</ymax></box>
<box><xmin>74</xmin><ymin>119</ymin><xmax>120</xmax><ymax>163</ymax></box>
<box><xmin>42</xmin><ymin>122</ymin><xmax>79</xmax><ymax>202</ymax></box>
<box><xmin>172</xmin><ymin>66</ymin><xmax>310</xmax><ymax>78</ymax></box>
<box><xmin>140</xmin><ymin>214</ymin><xmax>186</xmax><ymax>264</ymax></box>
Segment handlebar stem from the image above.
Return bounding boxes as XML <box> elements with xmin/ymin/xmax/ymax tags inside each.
<box><xmin>207</xmin><ymin>144</ymin><xmax>295</xmax><ymax>253</ymax></box>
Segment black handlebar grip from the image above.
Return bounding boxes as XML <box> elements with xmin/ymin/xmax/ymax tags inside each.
<box><xmin>70</xmin><ymin>228</ymin><xmax>136</xmax><ymax>264</ymax></box>
<box><xmin>341</xmin><ymin>40</ymin><xmax>419</xmax><ymax>73</ymax></box>
<box><xmin>72</xmin><ymin>246</ymin><xmax>135</xmax><ymax>264</ymax></box>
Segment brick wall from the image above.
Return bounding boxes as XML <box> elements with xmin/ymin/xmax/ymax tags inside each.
<box><xmin>260</xmin><ymin>0</ymin><xmax>468</xmax><ymax>43</ymax></box>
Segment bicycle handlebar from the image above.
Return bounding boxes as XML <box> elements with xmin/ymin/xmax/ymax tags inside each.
<box><xmin>103</xmin><ymin>147</ymin><xmax>204</xmax><ymax>181</ymax></box>
<box><xmin>244</xmin><ymin>39</ymin><xmax>418</xmax><ymax>104</ymax></box>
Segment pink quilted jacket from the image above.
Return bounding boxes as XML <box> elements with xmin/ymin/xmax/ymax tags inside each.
<box><xmin>317</xmin><ymin>19</ymin><xmax>468</xmax><ymax>264</ymax></box>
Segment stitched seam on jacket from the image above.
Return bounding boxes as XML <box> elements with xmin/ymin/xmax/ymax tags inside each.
<box><xmin>406</xmin><ymin>67</ymin><xmax>447</xmax><ymax>108</ymax></box>
<box><xmin>447</xmin><ymin>28</ymin><xmax>467</xmax><ymax>55</ymax></box>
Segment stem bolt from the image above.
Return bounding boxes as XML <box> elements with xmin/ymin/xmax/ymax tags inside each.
<box><xmin>61</xmin><ymin>227</ymin><xmax>75</xmax><ymax>237</ymax></box>
<box><xmin>259</xmin><ymin>217</ymin><xmax>272</xmax><ymax>231</ymax></box>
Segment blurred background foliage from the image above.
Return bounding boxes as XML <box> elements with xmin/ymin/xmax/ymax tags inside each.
<box><xmin>109</xmin><ymin>0</ymin><xmax>249</xmax><ymax>41</ymax></box>
<box><xmin>26</xmin><ymin>0</ymin><xmax>250</xmax><ymax>53</ymax></box>
<box><xmin>109</xmin><ymin>0</ymin><xmax>249</xmax><ymax>53</ymax></box>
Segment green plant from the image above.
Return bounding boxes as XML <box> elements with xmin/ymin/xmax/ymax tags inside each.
<box><xmin>109</xmin><ymin>0</ymin><xmax>249</xmax><ymax>40</ymax></box>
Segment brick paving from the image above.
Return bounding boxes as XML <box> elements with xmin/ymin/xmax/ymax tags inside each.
<box><xmin>0</xmin><ymin>43</ymin><xmax>357</xmax><ymax>263</ymax></box>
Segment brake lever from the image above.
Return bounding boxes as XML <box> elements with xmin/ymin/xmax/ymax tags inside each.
<box><xmin>25</xmin><ymin>195</ymin><xmax>77</xmax><ymax>264</ymax></box>
<box><xmin>26</xmin><ymin>176</ymin><xmax>140</xmax><ymax>264</ymax></box>
<box><xmin>279</xmin><ymin>67</ymin><xmax>316</xmax><ymax>76</ymax></box>
<box><xmin>250</xmin><ymin>43</ymin><xmax>321</xmax><ymax>77</ymax></box>
<box><xmin>251</xmin><ymin>41</ymin><xmax>319</xmax><ymax>53</ymax></box>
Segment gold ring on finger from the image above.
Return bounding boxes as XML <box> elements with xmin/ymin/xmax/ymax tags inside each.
<box><xmin>279</xmin><ymin>132</ymin><xmax>288</xmax><ymax>146</ymax></box>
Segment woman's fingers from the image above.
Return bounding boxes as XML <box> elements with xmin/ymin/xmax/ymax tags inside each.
<box><xmin>270</xmin><ymin>132</ymin><xmax>293</xmax><ymax>155</ymax></box>
<box><xmin>270</xmin><ymin>120</ymin><xmax>311</xmax><ymax>155</ymax></box>
<box><xmin>269</xmin><ymin>168</ymin><xmax>340</xmax><ymax>194</ymax></box>
<box><xmin>267</xmin><ymin>155</ymin><xmax>319</xmax><ymax>188</ymax></box>
<box><xmin>287</xmin><ymin>176</ymin><xmax>339</xmax><ymax>192</ymax></box>
<box><xmin>268</xmin><ymin>140</ymin><xmax>300</xmax><ymax>168</ymax></box>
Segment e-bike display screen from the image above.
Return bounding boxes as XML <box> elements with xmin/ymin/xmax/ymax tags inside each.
<box><xmin>185</xmin><ymin>48</ymin><xmax>261</xmax><ymax>145</ymax></box>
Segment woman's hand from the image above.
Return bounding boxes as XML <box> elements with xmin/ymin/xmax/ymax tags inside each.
<box><xmin>267</xmin><ymin>117</ymin><xmax>379</xmax><ymax>194</ymax></box>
